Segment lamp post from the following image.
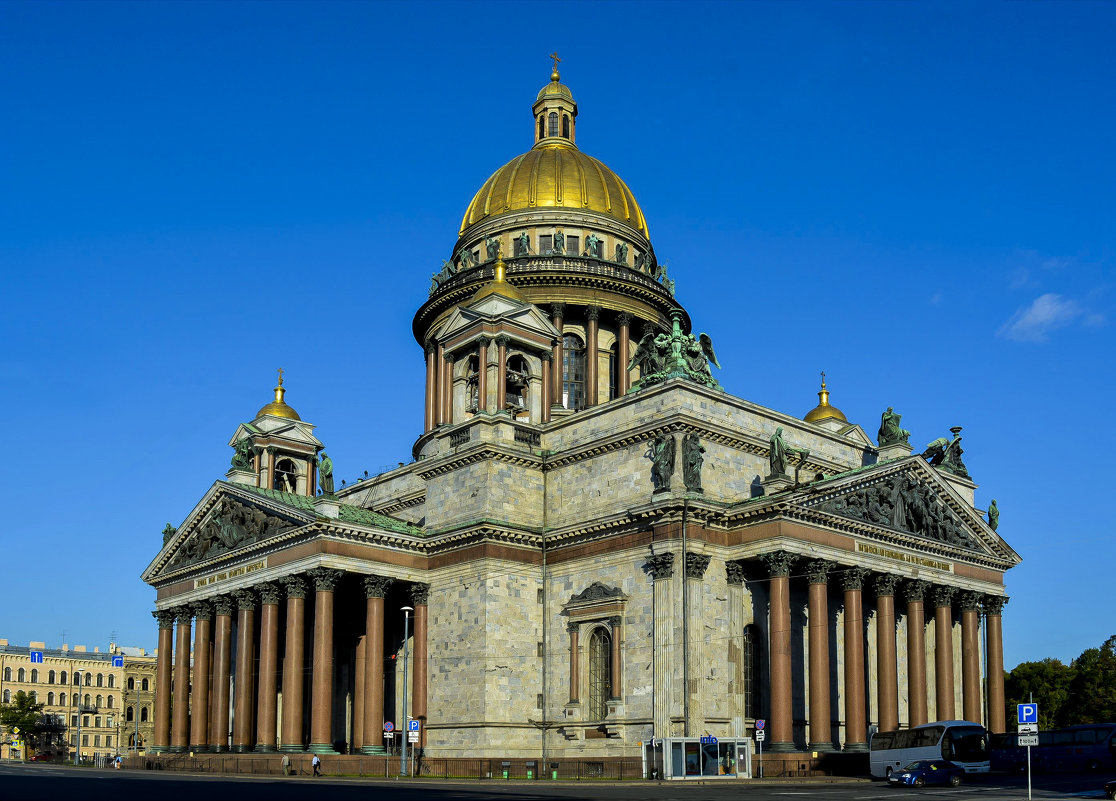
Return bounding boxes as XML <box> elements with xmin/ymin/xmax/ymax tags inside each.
<box><xmin>72</xmin><ymin>670</ymin><xmax>84</xmax><ymax>766</ymax></box>
<box><xmin>400</xmin><ymin>606</ymin><xmax>413</xmax><ymax>777</ymax></box>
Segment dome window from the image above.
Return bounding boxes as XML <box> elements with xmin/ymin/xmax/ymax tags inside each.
<box><xmin>548</xmin><ymin>112</ymin><xmax>559</xmax><ymax>138</ymax></box>
<box><xmin>562</xmin><ymin>114</ymin><xmax>570</xmax><ymax>138</ymax></box>
<box><xmin>562</xmin><ymin>334</ymin><xmax>586</xmax><ymax>411</ymax></box>
<box><xmin>538</xmin><ymin>115</ymin><xmax>544</xmax><ymax>140</ymax></box>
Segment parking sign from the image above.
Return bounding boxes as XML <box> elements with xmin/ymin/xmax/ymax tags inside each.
<box><xmin>408</xmin><ymin>719</ymin><xmax>420</xmax><ymax>732</ymax></box>
<box><xmin>1018</xmin><ymin>703</ymin><xmax>1038</xmax><ymax>725</ymax></box>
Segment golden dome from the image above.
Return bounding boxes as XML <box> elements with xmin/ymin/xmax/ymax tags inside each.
<box><xmin>459</xmin><ymin>143</ymin><xmax>649</xmax><ymax>238</ymax></box>
<box><xmin>256</xmin><ymin>370</ymin><xmax>301</xmax><ymax>421</ymax></box>
<box><xmin>472</xmin><ymin>253</ymin><xmax>525</xmax><ymax>303</ymax></box>
<box><xmin>537</xmin><ymin>79</ymin><xmax>573</xmax><ymax>101</ymax></box>
<box><xmin>804</xmin><ymin>374</ymin><xmax>848</xmax><ymax>424</ymax></box>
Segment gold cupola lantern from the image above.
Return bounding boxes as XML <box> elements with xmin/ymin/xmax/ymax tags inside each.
<box><xmin>255</xmin><ymin>368</ymin><xmax>302</xmax><ymax>421</ymax></box>
<box><xmin>804</xmin><ymin>372</ymin><xmax>847</xmax><ymax>424</ymax></box>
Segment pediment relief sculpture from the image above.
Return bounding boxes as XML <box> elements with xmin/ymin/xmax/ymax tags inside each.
<box><xmin>168</xmin><ymin>496</ymin><xmax>294</xmax><ymax>569</ymax></box>
<box><xmin>814</xmin><ymin>472</ymin><xmax>981</xmax><ymax>551</ymax></box>
<box><xmin>569</xmin><ymin>582</ymin><xmax>625</xmax><ymax>604</ymax></box>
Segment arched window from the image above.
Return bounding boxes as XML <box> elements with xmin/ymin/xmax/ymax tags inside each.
<box><xmin>548</xmin><ymin>112</ymin><xmax>559</xmax><ymax>137</ymax></box>
<box><xmin>742</xmin><ymin>624</ymin><xmax>763</xmax><ymax>719</ymax></box>
<box><xmin>30</xmin><ymin>691</ymin><xmax>38</xmax><ymax>703</ymax></box>
<box><xmin>2</xmin><ymin>690</ymin><xmax>9</xmax><ymax>703</ymax></box>
<box><xmin>107</xmin><ymin>695</ymin><xmax>114</xmax><ymax>709</ymax></box>
<box><xmin>47</xmin><ymin>692</ymin><xmax>55</xmax><ymax>705</ymax></box>
<box><xmin>273</xmin><ymin>458</ymin><xmax>298</xmax><ymax>493</ymax></box>
<box><xmin>562</xmin><ymin>333</ymin><xmax>586</xmax><ymax>411</ymax></box>
<box><xmin>95</xmin><ymin>694</ymin><xmax>103</xmax><ymax>707</ymax></box>
<box><xmin>85</xmin><ymin>674</ymin><xmax>92</xmax><ymax>686</ymax></box>
<box><xmin>48</xmin><ymin>670</ymin><xmax>56</xmax><ymax>684</ymax></box>
<box><xmin>18</xmin><ymin>668</ymin><xmax>26</xmax><ymax>682</ymax></box>
<box><xmin>126</xmin><ymin>707</ymin><xmax>134</xmax><ymax>722</ymax></box>
<box><xmin>108</xmin><ymin>675</ymin><xmax>115</xmax><ymax>688</ymax></box>
<box><xmin>31</xmin><ymin>669</ymin><xmax>38</xmax><ymax>683</ymax></box>
<box><xmin>588</xmin><ymin>627</ymin><xmax>613</xmax><ymax>721</ymax></box>
<box><xmin>608</xmin><ymin>342</ymin><xmax>619</xmax><ymax>400</ymax></box>
<box><xmin>96</xmin><ymin>673</ymin><xmax>104</xmax><ymax>687</ymax></box>
<box><xmin>506</xmin><ymin>354</ymin><xmax>530</xmax><ymax>413</ymax></box>
<box><xmin>140</xmin><ymin>706</ymin><xmax>149</xmax><ymax>722</ymax></box>
<box><xmin>60</xmin><ymin>692</ymin><xmax>67</xmax><ymax>706</ymax></box>
<box><xmin>127</xmin><ymin>677</ymin><xmax>135</xmax><ymax>691</ymax></box>
<box><xmin>538</xmin><ymin>115</ymin><xmax>544</xmax><ymax>140</ymax></box>
<box><xmin>3</xmin><ymin>667</ymin><xmax>10</xmax><ymax>681</ymax></box>
<box><xmin>141</xmin><ymin>678</ymin><xmax>149</xmax><ymax>692</ymax></box>
<box><xmin>59</xmin><ymin>671</ymin><xmax>66</xmax><ymax>685</ymax></box>
<box><xmin>465</xmin><ymin>354</ymin><xmax>480</xmax><ymax>413</ymax></box>
<box><xmin>84</xmin><ymin>693</ymin><xmax>91</xmax><ymax>707</ymax></box>
<box><xmin>562</xmin><ymin>114</ymin><xmax>570</xmax><ymax>138</ymax></box>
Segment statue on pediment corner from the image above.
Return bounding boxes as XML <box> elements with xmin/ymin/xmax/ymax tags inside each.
<box><xmin>878</xmin><ymin>407</ymin><xmax>911</xmax><ymax>448</ymax></box>
<box><xmin>987</xmin><ymin>499</ymin><xmax>999</xmax><ymax>531</ymax></box>
<box><xmin>318</xmin><ymin>452</ymin><xmax>335</xmax><ymax>496</ymax></box>
<box><xmin>162</xmin><ymin>523</ymin><xmax>177</xmax><ymax>545</ymax></box>
<box><xmin>231</xmin><ymin>438</ymin><xmax>254</xmax><ymax>470</ymax></box>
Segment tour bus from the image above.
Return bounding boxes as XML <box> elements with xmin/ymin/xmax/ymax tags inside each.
<box><xmin>991</xmin><ymin>724</ymin><xmax>1116</xmax><ymax>773</ymax></box>
<box><xmin>870</xmin><ymin>721</ymin><xmax>990</xmax><ymax>778</ymax></box>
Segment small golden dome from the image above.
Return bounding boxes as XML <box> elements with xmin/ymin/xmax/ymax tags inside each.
<box><xmin>472</xmin><ymin>253</ymin><xmax>525</xmax><ymax>303</ymax></box>
<box><xmin>804</xmin><ymin>373</ymin><xmax>848</xmax><ymax>424</ymax></box>
<box><xmin>537</xmin><ymin>79</ymin><xmax>573</xmax><ymax>101</ymax></box>
<box><xmin>459</xmin><ymin>145</ymin><xmax>649</xmax><ymax>238</ymax></box>
<box><xmin>256</xmin><ymin>369</ymin><xmax>301</xmax><ymax>421</ymax></box>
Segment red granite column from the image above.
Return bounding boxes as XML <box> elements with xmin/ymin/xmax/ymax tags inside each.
<box><xmin>609</xmin><ymin>616</ymin><xmax>622</xmax><ymax>699</ymax></box>
<box><xmin>210</xmin><ymin>595</ymin><xmax>234</xmax><ymax>752</ymax></box>
<box><xmin>960</xmin><ymin>592</ymin><xmax>982</xmax><ymax>723</ymax></box>
<box><xmin>551</xmin><ymin>303</ymin><xmax>565</xmax><ymax>404</ymax></box>
<box><xmin>442</xmin><ymin>352</ymin><xmax>454</xmax><ymax>425</ymax></box>
<box><xmin>476</xmin><ymin>338</ymin><xmax>489</xmax><ymax>414</ymax></box>
<box><xmin>806</xmin><ymin>560</ymin><xmax>835</xmax><ymax>751</ymax></box>
<box><xmin>904</xmin><ymin>580</ymin><xmax>929</xmax><ymax>727</ymax></box>
<box><xmin>410</xmin><ymin>583</ymin><xmax>430</xmax><ymax>746</ymax></box>
<box><xmin>151</xmin><ymin>610</ymin><xmax>175</xmax><ymax>753</ymax></box>
<box><xmin>874</xmin><ymin>575</ymin><xmax>901</xmax><ymax>732</ymax></box>
<box><xmin>190</xmin><ymin>602</ymin><xmax>213</xmax><ymax>751</ymax></box>
<box><xmin>309</xmin><ymin>568</ymin><xmax>342</xmax><ymax>753</ymax></box>
<box><xmin>255</xmin><ymin>583</ymin><xmax>282</xmax><ymax>751</ymax></box>
<box><xmin>586</xmin><ymin>305</ymin><xmax>600</xmax><ymax>406</ymax></box>
<box><xmin>761</xmin><ymin>551</ymin><xmax>798</xmax><ymax>751</ymax></box>
<box><xmin>279</xmin><ymin>575</ymin><xmax>307</xmax><ymax>752</ymax></box>
<box><xmin>232</xmin><ymin>588</ymin><xmax>257</xmax><ymax>752</ymax></box>
<box><xmin>361</xmin><ymin>576</ymin><xmax>393</xmax><ymax>754</ymax></box>
<box><xmin>540</xmin><ymin>350</ymin><xmax>552</xmax><ymax>423</ymax></box>
<box><xmin>495</xmin><ymin>336</ymin><xmax>509</xmax><ymax>412</ymax></box>
<box><xmin>568</xmin><ymin>625</ymin><xmax>580</xmax><ymax>703</ymax></box>
<box><xmin>617</xmin><ymin>314</ymin><xmax>632</xmax><ymax>394</ymax></box>
<box><xmin>841</xmin><ymin>568</ymin><xmax>869</xmax><ymax>751</ymax></box>
<box><xmin>984</xmin><ymin>596</ymin><xmax>1008</xmax><ymax>733</ymax></box>
<box><xmin>424</xmin><ymin>343</ymin><xmax>436</xmax><ymax>432</ymax></box>
<box><xmin>435</xmin><ymin>344</ymin><xmax>446</xmax><ymax>425</ymax></box>
<box><xmin>171</xmin><ymin>607</ymin><xmax>192</xmax><ymax>752</ymax></box>
<box><xmin>933</xmin><ymin>586</ymin><xmax>956</xmax><ymax>721</ymax></box>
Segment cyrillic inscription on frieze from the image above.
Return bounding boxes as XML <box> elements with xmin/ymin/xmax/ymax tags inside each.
<box><xmin>194</xmin><ymin>559</ymin><xmax>267</xmax><ymax>589</ymax></box>
<box><xmin>856</xmin><ymin>542</ymin><xmax>952</xmax><ymax>573</ymax></box>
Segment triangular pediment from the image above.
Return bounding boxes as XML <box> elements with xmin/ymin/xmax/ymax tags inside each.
<box><xmin>437</xmin><ymin>296</ymin><xmax>559</xmax><ymax>345</ymax></box>
<box><xmin>142</xmin><ymin>482</ymin><xmax>315</xmax><ymax>583</ymax></box>
<box><xmin>792</xmin><ymin>457</ymin><xmax>1020</xmax><ymax>567</ymax></box>
<box><xmin>231</xmin><ymin>417</ymin><xmax>321</xmax><ymax>447</ymax></box>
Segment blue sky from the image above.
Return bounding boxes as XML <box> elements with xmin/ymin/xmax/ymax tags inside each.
<box><xmin>1</xmin><ymin>1</ymin><xmax>1112</xmax><ymax>670</ymax></box>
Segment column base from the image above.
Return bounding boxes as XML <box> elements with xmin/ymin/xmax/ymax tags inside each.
<box><xmin>766</xmin><ymin>741</ymin><xmax>797</xmax><ymax>753</ymax></box>
<box><xmin>278</xmin><ymin>744</ymin><xmax>305</xmax><ymax>753</ymax></box>
<box><xmin>212</xmin><ymin>745</ymin><xmax>230</xmax><ymax>753</ymax></box>
<box><xmin>843</xmin><ymin>742</ymin><xmax>869</xmax><ymax>753</ymax></box>
<box><xmin>360</xmin><ymin>746</ymin><xmax>387</xmax><ymax>755</ymax></box>
<box><xmin>307</xmin><ymin>742</ymin><xmax>337</xmax><ymax>754</ymax></box>
<box><xmin>166</xmin><ymin>745</ymin><xmax>188</xmax><ymax>754</ymax></box>
<box><xmin>189</xmin><ymin>745</ymin><xmax>213</xmax><ymax>753</ymax></box>
<box><xmin>230</xmin><ymin>744</ymin><xmax>254</xmax><ymax>753</ymax></box>
<box><xmin>808</xmin><ymin>741</ymin><xmax>838</xmax><ymax>753</ymax></box>
<box><xmin>254</xmin><ymin>745</ymin><xmax>278</xmax><ymax>753</ymax></box>
<box><xmin>150</xmin><ymin>746</ymin><xmax>170</xmax><ymax>754</ymax></box>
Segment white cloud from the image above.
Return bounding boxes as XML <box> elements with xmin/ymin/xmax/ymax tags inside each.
<box><xmin>997</xmin><ymin>293</ymin><xmax>1096</xmax><ymax>342</ymax></box>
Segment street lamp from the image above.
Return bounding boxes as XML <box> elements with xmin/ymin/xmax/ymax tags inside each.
<box><xmin>400</xmin><ymin>606</ymin><xmax>413</xmax><ymax>777</ymax></box>
<box><xmin>71</xmin><ymin>670</ymin><xmax>85</xmax><ymax>766</ymax></box>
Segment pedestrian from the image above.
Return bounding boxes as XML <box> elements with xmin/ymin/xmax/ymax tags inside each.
<box><xmin>281</xmin><ymin>753</ymin><xmax>290</xmax><ymax>776</ymax></box>
<box><xmin>312</xmin><ymin>754</ymin><xmax>321</xmax><ymax>777</ymax></box>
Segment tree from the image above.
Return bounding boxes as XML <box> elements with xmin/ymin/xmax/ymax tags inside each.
<box><xmin>1063</xmin><ymin>635</ymin><xmax>1116</xmax><ymax>724</ymax></box>
<box><xmin>1004</xmin><ymin>657</ymin><xmax>1073</xmax><ymax>729</ymax></box>
<box><xmin>0</xmin><ymin>690</ymin><xmax>45</xmax><ymax>762</ymax></box>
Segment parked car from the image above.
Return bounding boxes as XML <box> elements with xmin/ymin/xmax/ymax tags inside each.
<box><xmin>888</xmin><ymin>759</ymin><xmax>965</xmax><ymax>787</ymax></box>
<box><xmin>1102</xmin><ymin>779</ymin><xmax>1116</xmax><ymax>800</ymax></box>
<box><xmin>31</xmin><ymin>752</ymin><xmax>53</xmax><ymax>762</ymax></box>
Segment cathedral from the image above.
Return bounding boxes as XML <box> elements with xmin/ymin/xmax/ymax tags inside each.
<box><xmin>142</xmin><ymin>65</ymin><xmax>1020</xmax><ymax>770</ymax></box>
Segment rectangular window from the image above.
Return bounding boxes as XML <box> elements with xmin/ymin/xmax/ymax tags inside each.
<box><xmin>566</xmin><ymin>235</ymin><xmax>579</xmax><ymax>256</ymax></box>
<box><xmin>71</xmin><ymin>735</ymin><xmax>76</xmax><ymax>746</ymax></box>
<box><xmin>95</xmin><ymin>716</ymin><xmax>102</xmax><ymax>728</ymax></box>
<box><xmin>83</xmin><ymin>716</ymin><xmax>90</xmax><ymax>728</ymax></box>
<box><xmin>539</xmin><ymin>235</ymin><xmax>552</xmax><ymax>254</ymax></box>
<box><xmin>94</xmin><ymin>735</ymin><xmax>101</xmax><ymax>747</ymax></box>
<box><xmin>82</xmin><ymin>735</ymin><xmax>89</xmax><ymax>746</ymax></box>
<box><xmin>71</xmin><ymin>715</ymin><xmax>77</xmax><ymax>727</ymax></box>
<box><xmin>106</xmin><ymin>736</ymin><xmax>112</xmax><ymax>747</ymax></box>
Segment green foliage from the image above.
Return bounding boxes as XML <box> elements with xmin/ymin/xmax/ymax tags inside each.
<box><xmin>1005</xmin><ymin>635</ymin><xmax>1116</xmax><ymax>727</ymax></box>
<box><xmin>0</xmin><ymin>690</ymin><xmax>46</xmax><ymax>760</ymax></box>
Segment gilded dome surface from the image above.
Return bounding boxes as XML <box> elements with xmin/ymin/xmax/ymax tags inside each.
<box><xmin>458</xmin><ymin>143</ymin><xmax>649</xmax><ymax>239</ymax></box>
<box><xmin>256</xmin><ymin>380</ymin><xmax>301</xmax><ymax>421</ymax></box>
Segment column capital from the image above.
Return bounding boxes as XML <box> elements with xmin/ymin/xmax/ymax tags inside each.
<box><xmin>307</xmin><ymin>567</ymin><xmax>344</xmax><ymax>592</ymax></box>
<box><xmin>684</xmin><ymin>553</ymin><xmax>711</xmax><ymax>580</ymax></box>
<box><xmin>550</xmin><ymin>302</ymin><xmax>565</xmax><ymax>319</ymax></box>
<box><xmin>213</xmin><ymin>594</ymin><xmax>236</xmax><ymax>616</ymax></box>
<box><xmin>282</xmin><ymin>574</ymin><xmax>308</xmax><ymax>599</ymax></box>
<box><xmin>567</xmin><ymin>622</ymin><xmax>580</xmax><ymax>634</ymax></box>
<box><xmin>494</xmin><ymin>334</ymin><xmax>510</xmax><ymax>348</ymax></box>
<box><xmin>873</xmin><ymin>573</ymin><xmax>902</xmax><ymax>597</ymax></box>
<box><xmin>425</xmin><ymin>341</ymin><xmax>436</xmax><ymax>356</ymax></box>
<box><xmin>539</xmin><ymin>349</ymin><xmax>552</xmax><ymax>363</ymax></box>
<box><xmin>805</xmin><ymin>559</ymin><xmax>836</xmax><ymax>584</ymax></box>
<box><xmin>234</xmin><ymin>588</ymin><xmax>257</xmax><ymax>611</ymax></box>
<box><xmin>153</xmin><ymin>610</ymin><xmax>176</xmax><ymax>629</ymax></box>
<box><xmin>172</xmin><ymin>605</ymin><xmax>193</xmax><ymax>624</ymax></box>
<box><xmin>983</xmin><ymin>595</ymin><xmax>1009</xmax><ymax>616</ymax></box>
<box><xmin>257</xmin><ymin>582</ymin><xmax>283</xmax><ymax>605</ymax></box>
<box><xmin>477</xmin><ymin>336</ymin><xmax>490</xmax><ymax>349</ymax></box>
<box><xmin>958</xmin><ymin>591</ymin><xmax>983</xmax><ymax>612</ymax></box>
<box><xmin>725</xmin><ymin>560</ymin><xmax>747</xmax><ymax>586</ymax></box>
<box><xmin>617</xmin><ymin>312</ymin><xmax>633</xmax><ymax>328</ymax></box>
<box><xmin>932</xmin><ymin>585</ymin><xmax>957</xmax><ymax>608</ymax></box>
<box><xmin>192</xmin><ymin>601</ymin><xmax>214</xmax><ymax>621</ymax></box>
<box><xmin>409</xmin><ymin>582</ymin><xmax>431</xmax><ymax>605</ymax></box>
<box><xmin>840</xmin><ymin>566</ymin><xmax>871</xmax><ymax>591</ymax></box>
<box><xmin>645</xmin><ymin>552</ymin><xmax>675</xmax><ymax>580</ymax></box>
<box><xmin>443</xmin><ymin>351</ymin><xmax>455</xmax><ymax>364</ymax></box>
<box><xmin>760</xmin><ymin>550</ymin><xmax>797</xmax><ymax>578</ymax></box>
<box><xmin>586</xmin><ymin>305</ymin><xmax>601</xmax><ymax>321</ymax></box>
<box><xmin>608</xmin><ymin>615</ymin><xmax>622</xmax><ymax>628</ymax></box>
<box><xmin>362</xmin><ymin>575</ymin><xmax>394</xmax><ymax>599</ymax></box>
<box><xmin>903</xmin><ymin>579</ymin><xmax>930</xmax><ymax>603</ymax></box>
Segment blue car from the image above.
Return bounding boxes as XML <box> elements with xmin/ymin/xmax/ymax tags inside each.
<box><xmin>888</xmin><ymin>760</ymin><xmax>965</xmax><ymax>788</ymax></box>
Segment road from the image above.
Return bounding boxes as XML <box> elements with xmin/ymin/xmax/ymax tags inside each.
<box><xmin>0</xmin><ymin>763</ymin><xmax>1112</xmax><ymax>801</ymax></box>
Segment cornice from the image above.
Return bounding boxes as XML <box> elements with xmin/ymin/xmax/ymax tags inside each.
<box><xmin>416</xmin><ymin>443</ymin><xmax>543</xmax><ymax>479</ymax></box>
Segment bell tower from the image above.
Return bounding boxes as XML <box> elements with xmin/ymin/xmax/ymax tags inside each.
<box><xmin>226</xmin><ymin>370</ymin><xmax>323</xmax><ymax>496</ymax></box>
<box><xmin>533</xmin><ymin>54</ymin><xmax>578</xmax><ymax>146</ymax></box>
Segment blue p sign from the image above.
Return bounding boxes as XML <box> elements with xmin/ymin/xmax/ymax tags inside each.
<box><xmin>1018</xmin><ymin>703</ymin><xmax>1038</xmax><ymax>724</ymax></box>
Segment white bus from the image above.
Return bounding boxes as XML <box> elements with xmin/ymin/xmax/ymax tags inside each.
<box><xmin>870</xmin><ymin>721</ymin><xmax>990</xmax><ymax>778</ymax></box>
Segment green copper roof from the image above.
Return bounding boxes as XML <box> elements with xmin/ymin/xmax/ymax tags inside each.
<box><xmin>229</xmin><ymin>482</ymin><xmax>422</xmax><ymax>536</ymax></box>
<box><xmin>233</xmin><ymin>483</ymin><xmax>316</xmax><ymax>511</ymax></box>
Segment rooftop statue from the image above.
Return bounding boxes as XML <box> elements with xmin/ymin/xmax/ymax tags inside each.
<box><xmin>584</xmin><ymin>232</ymin><xmax>602</xmax><ymax>259</ymax></box>
<box><xmin>318</xmin><ymin>452</ymin><xmax>335</xmax><ymax>496</ymax></box>
<box><xmin>517</xmin><ymin>231</ymin><xmax>531</xmax><ymax>255</ymax></box>
<box><xmin>878</xmin><ymin>407</ymin><xmax>911</xmax><ymax>447</ymax></box>
<box><xmin>553</xmin><ymin>229</ymin><xmax>565</xmax><ymax>255</ymax></box>
<box><xmin>615</xmin><ymin>242</ymin><xmax>628</xmax><ymax>264</ymax></box>
<box><xmin>485</xmin><ymin>238</ymin><xmax>500</xmax><ymax>262</ymax></box>
<box><xmin>231</xmin><ymin>438</ymin><xmax>254</xmax><ymax>470</ymax></box>
<box><xmin>628</xmin><ymin>309</ymin><xmax>721</xmax><ymax>391</ymax></box>
<box><xmin>768</xmin><ymin>427</ymin><xmax>790</xmax><ymax>477</ymax></box>
<box><xmin>923</xmin><ymin>427</ymin><xmax>969</xmax><ymax>478</ymax></box>
<box><xmin>988</xmin><ymin>499</ymin><xmax>999</xmax><ymax>531</ymax></box>
<box><xmin>162</xmin><ymin>523</ymin><xmax>177</xmax><ymax>546</ymax></box>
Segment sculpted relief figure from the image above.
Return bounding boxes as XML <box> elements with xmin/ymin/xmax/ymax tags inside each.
<box><xmin>682</xmin><ymin>432</ymin><xmax>705</xmax><ymax>492</ymax></box>
<box><xmin>649</xmin><ymin>433</ymin><xmax>675</xmax><ymax>491</ymax></box>
<box><xmin>878</xmin><ymin>407</ymin><xmax>911</xmax><ymax>447</ymax></box>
